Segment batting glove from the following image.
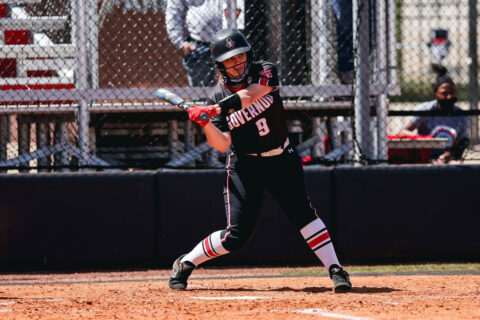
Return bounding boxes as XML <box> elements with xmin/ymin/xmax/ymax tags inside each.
<box><xmin>187</xmin><ymin>105</ymin><xmax>219</xmax><ymax>127</ymax></box>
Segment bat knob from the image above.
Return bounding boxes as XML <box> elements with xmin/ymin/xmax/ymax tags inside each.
<box><xmin>200</xmin><ymin>113</ymin><xmax>209</xmax><ymax>122</ymax></box>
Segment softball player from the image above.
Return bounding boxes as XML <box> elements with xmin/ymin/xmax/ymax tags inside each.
<box><xmin>169</xmin><ymin>28</ymin><xmax>352</xmax><ymax>293</ymax></box>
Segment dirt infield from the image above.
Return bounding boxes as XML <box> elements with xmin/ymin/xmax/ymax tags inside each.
<box><xmin>0</xmin><ymin>267</ymin><xmax>479</xmax><ymax>320</ymax></box>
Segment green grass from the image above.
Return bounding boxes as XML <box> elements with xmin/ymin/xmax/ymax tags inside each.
<box><xmin>281</xmin><ymin>263</ymin><xmax>480</xmax><ymax>276</ymax></box>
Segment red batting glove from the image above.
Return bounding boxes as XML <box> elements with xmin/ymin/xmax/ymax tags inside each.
<box><xmin>187</xmin><ymin>105</ymin><xmax>219</xmax><ymax>127</ymax></box>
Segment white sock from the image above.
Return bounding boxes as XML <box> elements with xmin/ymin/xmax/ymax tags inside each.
<box><xmin>181</xmin><ymin>230</ymin><xmax>229</xmax><ymax>266</ymax></box>
<box><xmin>300</xmin><ymin>218</ymin><xmax>340</xmax><ymax>270</ymax></box>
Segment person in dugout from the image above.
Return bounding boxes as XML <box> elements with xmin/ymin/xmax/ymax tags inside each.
<box><xmin>168</xmin><ymin>28</ymin><xmax>352</xmax><ymax>293</ymax></box>
<box><xmin>397</xmin><ymin>64</ymin><xmax>470</xmax><ymax>164</ymax></box>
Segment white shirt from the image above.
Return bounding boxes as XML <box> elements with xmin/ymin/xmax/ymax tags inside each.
<box><xmin>165</xmin><ymin>0</ymin><xmax>222</xmax><ymax>49</ymax></box>
<box><xmin>408</xmin><ymin>100</ymin><xmax>470</xmax><ymax>141</ymax></box>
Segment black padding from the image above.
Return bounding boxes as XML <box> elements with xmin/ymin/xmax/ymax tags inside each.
<box><xmin>5</xmin><ymin>164</ymin><xmax>478</xmax><ymax>270</ymax></box>
<box><xmin>0</xmin><ymin>172</ymin><xmax>156</xmax><ymax>269</ymax></box>
<box><xmin>155</xmin><ymin>169</ymin><xmax>226</xmax><ymax>261</ymax></box>
<box><xmin>334</xmin><ymin>165</ymin><xmax>480</xmax><ymax>263</ymax></box>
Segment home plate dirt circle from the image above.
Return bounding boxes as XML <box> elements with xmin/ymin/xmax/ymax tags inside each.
<box><xmin>0</xmin><ymin>266</ymin><xmax>478</xmax><ymax>319</ymax></box>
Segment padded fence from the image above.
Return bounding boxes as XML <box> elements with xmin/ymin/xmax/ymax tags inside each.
<box><xmin>333</xmin><ymin>165</ymin><xmax>480</xmax><ymax>263</ymax></box>
<box><xmin>1</xmin><ymin>166</ymin><xmax>479</xmax><ymax>269</ymax></box>
<box><xmin>1</xmin><ymin>0</ymin><xmax>479</xmax><ymax>171</ymax></box>
<box><xmin>0</xmin><ymin>171</ymin><xmax>157</xmax><ymax>269</ymax></box>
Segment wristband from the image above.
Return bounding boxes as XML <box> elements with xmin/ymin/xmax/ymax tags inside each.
<box><xmin>218</xmin><ymin>93</ymin><xmax>241</xmax><ymax>116</ymax></box>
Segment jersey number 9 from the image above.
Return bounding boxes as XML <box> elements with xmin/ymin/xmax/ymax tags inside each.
<box><xmin>255</xmin><ymin>118</ymin><xmax>270</xmax><ymax>136</ymax></box>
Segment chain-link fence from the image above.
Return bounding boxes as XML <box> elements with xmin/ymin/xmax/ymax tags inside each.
<box><xmin>0</xmin><ymin>0</ymin><xmax>479</xmax><ymax>171</ymax></box>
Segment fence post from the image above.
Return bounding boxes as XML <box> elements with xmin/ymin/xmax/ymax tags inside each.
<box><xmin>468</xmin><ymin>0</ymin><xmax>479</xmax><ymax>143</ymax></box>
<box><xmin>225</xmin><ymin>0</ymin><xmax>237</xmax><ymax>28</ymax></box>
<box><xmin>353</xmin><ymin>0</ymin><xmax>373</xmax><ymax>162</ymax></box>
<box><xmin>88</xmin><ymin>0</ymin><xmax>99</xmax><ymax>90</ymax></box>
<box><xmin>310</xmin><ymin>0</ymin><xmax>335</xmax><ymax>87</ymax></box>
<box><xmin>75</xmin><ymin>0</ymin><xmax>91</xmax><ymax>168</ymax></box>
<box><xmin>387</xmin><ymin>0</ymin><xmax>398</xmax><ymax>85</ymax></box>
<box><xmin>376</xmin><ymin>0</ymin><xmax>388</xmax><ymax>162</ymax></box>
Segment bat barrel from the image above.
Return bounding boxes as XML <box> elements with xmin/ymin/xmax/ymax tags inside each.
<box><xmin>155</xmin><ymin>88</ymin><xmax>186</xmax><ymax>110</ymax></box>
<box><xmin>156</xmin><ymin>88</ymin><xmax>210</xmax><ymax>121</ymax></box>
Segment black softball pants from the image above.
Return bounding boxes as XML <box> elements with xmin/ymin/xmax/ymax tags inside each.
<box><xmin>219</xmin><ymin>147</ymin><xmax>319</xmax><ymax>252</ymax></box>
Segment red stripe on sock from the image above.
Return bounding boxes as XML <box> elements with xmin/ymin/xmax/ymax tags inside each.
<box><xmin>308</xmin><ymin>231</ymin><xmax>330</xmax><ymax>249</ymax></box>
<box><xmin>204</xmin><ymin>238</ymin><xmax>219</xmax><ymax>258</ymax></box>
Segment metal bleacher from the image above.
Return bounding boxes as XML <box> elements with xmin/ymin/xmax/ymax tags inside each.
<box><xmin>0</xmin><ymin>1</ymin><xmax>74</xmax><ymax>86</ymax></box>
<box><xmin>0</xmin><ymin>0</ymin><xmax>83</xmax><ymax>171</ymax></box>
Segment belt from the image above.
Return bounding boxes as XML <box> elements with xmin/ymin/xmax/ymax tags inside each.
<box><xmin>247</xmin><ymin>138</ymin><xmax>290</xmax><ymax>157</ymax></box>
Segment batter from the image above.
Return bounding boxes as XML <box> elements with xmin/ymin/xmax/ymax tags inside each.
<box><xmin>169</xmin><ymin>28</ymin><xmax>352</xmax><ymax>293</ymax></box>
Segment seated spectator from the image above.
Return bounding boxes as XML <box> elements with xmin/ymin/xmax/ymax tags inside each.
<box><xmin>397</xmin><ymin>65</ymin><xmax>470</xmax><ymax>164</ymax></box>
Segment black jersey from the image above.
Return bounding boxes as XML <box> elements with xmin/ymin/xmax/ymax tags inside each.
<box><xmin>208</xmin><ymin>61</ymin><xmax>288</xmax><ymax>154</ymax></box>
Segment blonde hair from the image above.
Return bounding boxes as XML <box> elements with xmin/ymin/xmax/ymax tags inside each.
<box><xmin>216</xmin><ymin>69</ymin><xmax>223</xmax><ymax>84</ymax></box>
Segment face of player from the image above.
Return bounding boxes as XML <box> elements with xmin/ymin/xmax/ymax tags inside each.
<box><xmin>222</xmin><ymin>52</ymin><xmax>247</xmax><ymax>79</ymax></box>
<box><xmin>435</xmin><ymin>82</ymin><xmax>457</xmax><ymax>110</ymax></box>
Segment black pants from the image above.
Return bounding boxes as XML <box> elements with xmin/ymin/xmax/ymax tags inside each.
<box><xmin>220</xmin><ymin>146</ymin><xmax>318</xmax><ymax>252</ymax></box>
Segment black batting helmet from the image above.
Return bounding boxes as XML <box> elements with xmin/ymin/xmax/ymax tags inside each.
<box><xmin>210</xmin><ymin>28</ymin><xmax>254</xmax><ymax>80</ymax></box>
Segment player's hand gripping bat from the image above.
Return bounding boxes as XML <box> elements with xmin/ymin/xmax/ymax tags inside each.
<box><xmin>156</xmin><ymin>88</ymin><xmax>216</xmax><ymax>121</ymax></box>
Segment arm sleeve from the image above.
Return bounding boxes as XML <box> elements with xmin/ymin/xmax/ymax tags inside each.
<box><xmin>165</xmin><ymin>0</ymin><xmax>188</xmax><ymax>50</ymax></box>
<box><xmin>251</xmin><ymin>61</ymin><xmax>280</xmax><ymax>88</ymax></box>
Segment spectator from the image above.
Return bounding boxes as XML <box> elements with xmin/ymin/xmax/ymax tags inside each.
<box><xmin>165</xmin><ymin>0</ymin><xmax>222</xmax><ymax>87</ymax></box>
<box><xmin>331</xmin><ymin>0</ymin><xmax>354</xmax><ymax>84</ymax></box>
<box><xmin>330</xmin><ymin>0</ymin><xmax>377</xmax><ymax>84</ymax></box>
<box><xmin>397</xmin><ymin>64</ymin><xmax>470</xmax><ymax>164</ymax></box>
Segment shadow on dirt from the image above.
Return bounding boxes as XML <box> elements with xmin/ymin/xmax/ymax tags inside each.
<box><xmin>192</xmin><ymin>286</ymin><xmax>400</xmax><ymax>293</ymax></box>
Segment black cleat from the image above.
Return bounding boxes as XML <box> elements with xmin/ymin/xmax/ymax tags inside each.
<box><xmin>169</xmin><ymin>254</ymin><xmax>195</xmax><ymax>290</ymax></box>
<box><xmin>329</xmin><ymin>264</ymin><xmax>352</xmax><ymax>293</ymax></box>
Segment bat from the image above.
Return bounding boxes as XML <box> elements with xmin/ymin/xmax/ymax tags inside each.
<box><xmin>155</xmin><ymin>88</ymin><xmax>210</xmax><ymax>121</ymax></box>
